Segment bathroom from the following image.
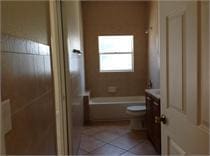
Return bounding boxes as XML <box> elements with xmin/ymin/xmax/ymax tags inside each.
<box><xmin>1</xmin><ymin>0</ymin><xmax>209</xmax><ymax>155</ymax></box>
<box><xmin>79</xmin><ymin>1</ymin><xmax>161</xmax><ymax>155</ymax></box>
<box><xmin>1</xmin><ymin>1</ymin><xmax>160</xmax><ymax>155</ymax></box>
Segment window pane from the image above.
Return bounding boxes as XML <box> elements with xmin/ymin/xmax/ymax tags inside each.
<box><xmin>98</xmin><ymin>35</ymin><xmax>133</xmax><ymax>53</ymax></box>
<box><xmin>100</xmin><ymin>54</ymin><xmax>133</xmax><ymax>71</ymax></box>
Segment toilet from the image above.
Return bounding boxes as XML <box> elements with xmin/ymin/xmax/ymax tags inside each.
<box><xmin>126</xmin><ymin>105</ymin><xmax>146</xmax><ymax>130</ymax></box>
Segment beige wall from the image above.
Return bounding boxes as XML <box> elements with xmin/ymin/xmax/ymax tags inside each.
<box><xmin>61</xmin><ymin>1</ymin><xmax>85</xmax><ymax>154</ymax></box>
<box><xmin>1</xmin><ymin>1</ymin><xmax>57</xmax><ymax>155</ymax></box>
<box><xmin>82</xmin><ymin>1</ymin><xmax>149</xmax><ymax>97</ymax></box>
<box><xmin>1</xmin><ymin>1</ymin><xmax>50</xmax><ymax>44</ymax></box>
<box><xmin>148</xmin><ymin>1</ymin><xmax>160</xmax><ymax>89</ymax></box>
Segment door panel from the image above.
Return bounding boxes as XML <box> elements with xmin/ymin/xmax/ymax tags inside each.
<box><xmin>167</xmin><ymin>10</ymin><xmax>184</xmax><ymax>113</ymax></box>
<box><xmin>160</xmin><ymin>1</ymin><xmax>209</xmax><ymax>155</ymax></box>
<box><xmin>167</xmin><ymin>137</ymin><xmax>185</xmax><ymax>155</ymax></box>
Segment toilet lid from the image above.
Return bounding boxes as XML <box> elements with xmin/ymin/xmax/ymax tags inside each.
<box><xmin>127</xmin><ymin>105</ymin><xmax>146</xmax><ymax>112</ymax></box>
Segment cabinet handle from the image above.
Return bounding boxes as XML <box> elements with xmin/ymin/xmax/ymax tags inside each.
<box><xmin>147</xmin><ymin>97</ymin><xmax>151</xmax><ymax>101</ymax></box>
<box><xmin>155</xmin><ymin>116</ymin><xmax>160</xmax><ymax>124</ymax></box>
<box><xmin>153</xmin><ymin>101</ymin><xmax>159</xmax><ymax>106</ymax></box>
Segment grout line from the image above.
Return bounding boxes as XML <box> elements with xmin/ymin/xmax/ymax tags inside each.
<box><xmin>12</xmin><ymin>89</ymin><xmax>52</xmax><ymax>116</ymax></box>
<box><xmin>80</xmin><ymin>130</ymin><xmax>137</xmax><ymax>154</ymax></box>
<box><xmin>1</xmin><ymin>51</ymin><xmax>50</xmax><ymax>56</ymax></box>
<box><xmin>106</xmin><ymin>142</ymin><xmax>130</xmax><ymax>151</ymax></box>
<box><xmin>77</xmin><ymin>130</ymin><xmax>96</xmax><ymax>155</ymax></box>
<box><xmin>79</xmin><ymin>147</ymin><xmax>89</xmax><ymax>154</ymax></box>
<box><xmin>79</xmin><ymin>133</ymin><xmax>156</xmax><ymax>156</ymax></box>
<box><xmin>80</xmin><ymin>124</ymin><xmax>152</xmax><ymax>155</ymax></box>
<box><xmin>92</xmin><ymin>132</ymin><xmax>124</xmax><ymax>144</ymax></box>
<box><xmin>81</xmin><ymin>142</ymin><xmax>107</xmax><ymax>154</ymax></box>
<box><xmin>105</xmin><ymin>139</ymin><xmax>145</xmax><ymax>152</ymax></box>
<box><xmin>119</xmin><ymin>150</ymin><xmax>129</xmax><ymax>156</ymax></box>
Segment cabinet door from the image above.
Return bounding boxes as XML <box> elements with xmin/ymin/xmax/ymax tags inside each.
<box><xmin>146</xmin><ymin>95</ymin><xmax>153</xmax><ymax>140</ymax></box>
<box><xmin>153</xmin><ymin>101</ymin><xmax>161</xmax><ymax>153</ymax></box>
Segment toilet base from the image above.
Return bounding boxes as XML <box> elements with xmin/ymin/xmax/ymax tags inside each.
<box><xmin>129</xmin><ymin>117</ymin><xmax>145</xmax><ymax>130</ymax></box>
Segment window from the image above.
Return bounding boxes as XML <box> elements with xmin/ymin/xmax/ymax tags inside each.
<box><xmin>98</xmin><ymin>35</ymin><xmax>134</xmax><ymax>72</ymax></box>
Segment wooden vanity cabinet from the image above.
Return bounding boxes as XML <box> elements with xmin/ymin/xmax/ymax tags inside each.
<box><xmin>145</xmin><ymin>92</ymin><xmax>161</xmax><ymax>154</ymax></box>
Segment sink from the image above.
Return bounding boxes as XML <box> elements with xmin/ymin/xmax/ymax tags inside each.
<box><xmin>145</xmin><ymin>89</ymin><xmax>160</xmax><ymax>99</ymax></box>
<box><xmin>153</xmin><ymin>89</ymin><xmax>160</xmax><ymax>95</ymax></box>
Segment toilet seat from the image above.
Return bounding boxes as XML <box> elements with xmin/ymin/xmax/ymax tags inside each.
<box><xmin>126</xmin><ymin>105</ymin><xmax>146</xmax><ymax>116</ymax></box>
<box><xmin>127</xmin><ymin>105</ymin><xmax>146</xmax><ymax>112</ymax></box>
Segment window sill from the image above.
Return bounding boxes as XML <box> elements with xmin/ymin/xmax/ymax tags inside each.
<box><xmin>99</xmin><ymin>70</ymin><xmax>134</xmax><ymax>73</ymax></box>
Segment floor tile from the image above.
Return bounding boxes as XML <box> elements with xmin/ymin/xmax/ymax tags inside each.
<box><xmin>94</xmin><ymin>131</ymin><xmax>121</xmax><ymax>143</ymax></box>
<box><xmin>129</xmin><ymin>140</ymin><xmax>158</xmax><ymax>155</ymax></box>
<box><xmin>90</xmin><ymin>121</ymin><xmax>129</xmax><ymax>127</ymax></box>
<box><xmin>121</xmin><ymin>151</ymin><xmax>138</xmax><ymax>156</ymax></box>
<box><xmin>90</xmin><ymin>144</ymin><xmax>126</xmax><ymax>156</ymax></box>
<box><xmin>109</xmin><ymin>134</ymin><xmax>144</xmax><ymax>150</ymax></box>
<box><xmin>80</xmin><ymin>135</ymin><xmax>106</xmax><ymax>152</ymax></box>
<box><xmin>79</xmin><ymin>121</ymin><xmax>158</xmax><ymax>155</ymax></box>
<box><xmin>126</xmin><ymin>130</ymin><xmax>147</xmax><ymax>140</ymax></box>
<box><xmin>109</xmin><ymin>130</ymin><xmax>146</xmax><ymax>150</ymax></box>
<box><xmin>78</xmin><ymin>148</ymin><xmax>89</xmax><ymax>155</ymax></box>
<box><xmin>82</xmin><ymin>126</ymin><xmax>107</xmax><ymax>136</ymax></box>
<box><xmin>105</xmin><ymin>126</ymin><xmax>130</xmax><ymax>136</ymax></box>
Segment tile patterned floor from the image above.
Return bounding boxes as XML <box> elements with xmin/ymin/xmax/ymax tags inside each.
<box><xmin>78</xmin><ymin>121</ymin><xmax>159</xmax><ymax>155</ymax></box>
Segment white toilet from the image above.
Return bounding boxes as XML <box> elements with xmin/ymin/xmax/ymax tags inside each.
<box><xmin>126</xmin><ymin>105</ymin><xmax>146</xmax><ymax>130</ymax></box>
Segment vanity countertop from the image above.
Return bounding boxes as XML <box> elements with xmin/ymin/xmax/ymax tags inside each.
<box><xmin>145</xmin><ymin>89</ymin><xmax>160</xmax><ymax>100</ymax></box>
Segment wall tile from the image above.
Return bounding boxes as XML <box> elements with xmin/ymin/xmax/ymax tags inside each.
<box><xmin>14</xmin><ymin>37</ymin><xmax>27</xmax><ymax>53</ymax></box>
<box><xmin>1</xmin><ymin>34</ymin><xmax>56</xmax><ymax>155</ymax></box>
<box><xmin>1</xmin><ymin>34</ymin><xmax>9</xmax><ymax>52</ymax></box>
<box><xmin>5</xmin><ymin>92</ymin><xmax>55</xmax><ymax>155</ymax></box>
<box><xmin>38</xmin><ymin>43</ymin><xmax>50</xmax><ymax>55</ymax></box>
<box><xmin>1</xmin><ymin>34</ymin><xmax>49</xmax><ymax>55</ymax></box>
<box><xmin>82</xmin><ymin>2</ymin><xmax>149</xmax><ymax>97</ymax></box>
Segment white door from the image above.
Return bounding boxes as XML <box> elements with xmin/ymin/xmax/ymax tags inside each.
<box><xmin>160</xmin><ymin>1</ymin><xmax>209</xmax><ymax>154</ymax></box>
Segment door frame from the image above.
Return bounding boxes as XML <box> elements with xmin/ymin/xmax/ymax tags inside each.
<box><xmin>209</xmin><ymin>1</ymin><xmax>210</xmax><ymax>154</ymax></box>
<box><xmin>49</xmin><ymin>1</ymin><xmax>69</xmax><ymax>155</ymax></box>
<box><xmin>0</xmin><ymin>1</ymin><xmax>4</xmax><ymax>155</ymax></box>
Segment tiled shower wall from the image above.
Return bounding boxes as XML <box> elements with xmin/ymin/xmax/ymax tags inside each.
<box><xmin>61</xmin><ymin>1</ymin><xmax>85</xmax><ymax>154</ymax></box>
<box><xmin>1</xmin><ymin>34</ymin><xmax>57</xmax><ymax>155</ymax></box>
<box><xmin>82</xmin><ymin>1</ymin><xmax>149</xmax><ymax>97</ymax></box>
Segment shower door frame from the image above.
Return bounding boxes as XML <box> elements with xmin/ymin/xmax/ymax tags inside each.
<box><xmin>49</xmin><ymin>1</ymin><xmax>69</xmax><ymax>155</ymax></box>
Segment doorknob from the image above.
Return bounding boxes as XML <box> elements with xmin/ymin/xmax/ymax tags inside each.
<box><xmin>160</xmin><ymin>114</ymin><xmax>167</xmax><ymax>124</ymax></box>
<box><xmin>155</xmin><ymin>114</ymin><xmax>167</xmax><ymax>124</ymax></box>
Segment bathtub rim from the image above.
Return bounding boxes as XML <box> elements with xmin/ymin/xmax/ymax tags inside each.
<box><xmin>89</xmin><ymin>96</ymin><xmax>145</xmax><ymax>105</ymax></box>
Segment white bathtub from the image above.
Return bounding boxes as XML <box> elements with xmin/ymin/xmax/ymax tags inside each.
<box><xmin>89</xmin><ymin>96</ymin><xmax>145</xmax><ymax>121</ymax></box>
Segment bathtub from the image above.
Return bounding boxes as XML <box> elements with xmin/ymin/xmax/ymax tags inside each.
<box><xmin>89</xmin><ymin>96</ymin><xmax>145</xmax><ymax>121</ymax></box>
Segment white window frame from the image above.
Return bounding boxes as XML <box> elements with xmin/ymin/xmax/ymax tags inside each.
<box><xmin>98</xmin><ymin>35</ymin><xmax>134</xmax><ymax>73</ymax></box>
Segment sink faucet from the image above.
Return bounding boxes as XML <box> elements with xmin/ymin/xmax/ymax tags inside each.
<box><xmin>147</xmin><ymin>80</ymin><xmax>152</xmax><ymax>89</ymax></box>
